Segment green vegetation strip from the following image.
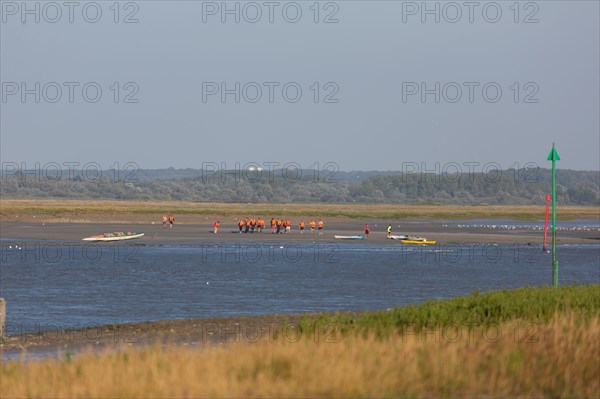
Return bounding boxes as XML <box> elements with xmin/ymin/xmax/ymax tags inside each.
<box><xmin>299</xmin><ymin>285</ymin><xmax>600</xmax><ymax>336</ymax></box>
<box><xmin>2</xmin><ymin>201</ymin><xmax>598</xmax><ymax>220</ymax></box>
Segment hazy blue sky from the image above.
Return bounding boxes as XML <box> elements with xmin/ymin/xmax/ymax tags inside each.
<box><xmin>1</xmin><ymin>1</ymin><xmax>599</xmax><ymax>172</ymax></box>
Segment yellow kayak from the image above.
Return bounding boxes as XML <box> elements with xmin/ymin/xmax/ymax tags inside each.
<box><xmin>401</xmin><ymin>238</ymin><xmax>436</xmax><ymax>245</ymax></box>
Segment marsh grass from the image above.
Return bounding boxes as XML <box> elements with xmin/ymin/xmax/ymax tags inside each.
<box><xmin>298</xmin><ymin>285</ymin><xmax>600</xmax><ymax>337</ymax></box>
<box><xmin>1</xmin><ymin>199</ymin><xmax>597</xmax><ymax>221</ymax></box>
<box><xmin>1</xmin><ymin>313</ymin><xmax>598</xmax><ymax>398</ymax></box>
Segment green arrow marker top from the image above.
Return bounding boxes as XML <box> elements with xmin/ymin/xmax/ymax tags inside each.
<box><xmin>547</xmin><ymin>145</ymin><xmax>560</xmax><ymax>161</ymax></box>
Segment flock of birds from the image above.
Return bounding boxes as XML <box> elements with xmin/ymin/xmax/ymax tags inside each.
<box><xmin>442</xmin><ymin>224</ymin><xmax>600</xmax><ymax>232</ymax></box>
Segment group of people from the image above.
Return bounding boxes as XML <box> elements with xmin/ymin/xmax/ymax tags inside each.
<box><xmin>162</xmin><ymin>214</ymin><xmax>393</xmax><ymax>238</ymax></box>
<box><xmin>235</xmin><ymin>217</ymin><xmax>325</xmax><ymax>235</ymax></box>
<box><xmin>161</xmin><ymin>214</ymin><xmax>325</xmax><ymax>235</ymax></box>
<box><xmin>237</xmin><ymin>217</ymin><xmax>267</xmax><ymax>233</ymax></box>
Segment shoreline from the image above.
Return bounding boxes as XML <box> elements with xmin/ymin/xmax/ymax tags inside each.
<box><xmin>0</xmin><ymin>312</ymin><xmax>324</xmax><ymax>359</ymax></box>
<box><xmin>1</xmin><ymin>219</ymin><xmax>598</xmax><ymax>245</ymax></box>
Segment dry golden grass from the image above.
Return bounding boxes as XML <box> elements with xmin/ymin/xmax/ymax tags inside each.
<box><xmin>2</xmin><ymin>313</ymin><xmax>598</xmax><ymax>398</ymax></box>
<box><xmin>1</xmin><ymin>199</ymin><xmax>597</xmax><ymax>222</ymax></box>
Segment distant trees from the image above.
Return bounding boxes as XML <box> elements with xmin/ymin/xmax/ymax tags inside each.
<box><xmin>1</xmin><ymin>168</ymin><xmax>598</xmax><ymax>205</ymax></box>
<box><xmin>568</xmin><ymin>182</ymin><xmax>600</xmax><ymax>205</ymax></box>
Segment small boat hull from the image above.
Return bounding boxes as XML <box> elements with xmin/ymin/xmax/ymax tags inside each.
<box><xmin>83</xmin><ymin>232</ymin><xmax>145</xmax><ymax>242</ymax></box>
<box><xmin>334</xmin><ymin>235</ymin><xmax>366</xmax><ymax>240</ymax></box>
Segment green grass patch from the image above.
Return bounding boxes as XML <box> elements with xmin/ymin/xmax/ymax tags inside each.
<box><xmin>2</xmin><ymin>200</ymin><xmax>598</xmax><ymax>221</ymax></box>
<box><xmin>299</xmin><ymin>284</ymin><xmax>600</xmax><ymax>336</ymax></box>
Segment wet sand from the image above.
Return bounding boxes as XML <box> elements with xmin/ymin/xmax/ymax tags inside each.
<box><xmin>1</xmin><ymin>219</ymin><xmax>598</xmax><ymax>245</ymax></box>
<box><xmin>1</xmin><ymin>313</ymin><xmax>323</xmax><ymax>360</ymax></box>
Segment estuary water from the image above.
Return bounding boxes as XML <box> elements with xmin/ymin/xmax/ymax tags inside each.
<box><xmin>0</xmin><ymin>240</ymin><xmax>598</xmax><ymax>333</ymax></box>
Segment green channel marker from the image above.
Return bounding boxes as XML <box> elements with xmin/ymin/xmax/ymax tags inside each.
<box><xmin>547</xmin><ymin>143</ymin><xmax>560</xmax><ymax>287</ymax></box>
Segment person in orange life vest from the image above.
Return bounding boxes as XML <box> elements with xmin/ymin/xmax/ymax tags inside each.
<box><xmin>317</xmin><ymin>219</ymin><xmax>324</xmax><ymax>235</ymax></box>
<box><xmin>238</xmin><ymin>219</ymin><xmax>244</xmax><ymax>233</ymax></box>
<box><xmin>168</xmin><ymin>215</ymin><xmax>175</xmax><ymax>228</ymax></box>
<box><xmin>299</xmin><ymin>220</ymin><xmax>305</xmax><ymax>234</ymax></box>
<box><xmin>162</xmin><ymin>214</ymin><xmax>168</xmax><ymax>229</ymax></box>
<box><xmin>364</xmin><ymin>224</ymin><xmax>370</xmax><ymax>238</ymax></box>
<box><xmin>309</xmin><ymin>220</ymin><xmax>316</xmax><ymax>233</ymax></box>
<box><xmin>271</xmin><ymin>218</ymin><xmax>276</xmax><ymax>233</ymax></box>
<box><xmin>213</xmin><ymin>221</ymin><xmax>220</xmax><ymax>234</ymax></box>
<box><xmin>276</xmin><ymin>218</ymin><xmax>282</xmax><ymax>234</ymax></box>
<box><xmin>245</xmin><ymin>217</ymin><xmax>250</xmax><ymax>233</ymax></box>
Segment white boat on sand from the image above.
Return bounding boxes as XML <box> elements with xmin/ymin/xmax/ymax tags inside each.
<box><xmin>82</xmin><ymin>232</ymin><xmax>144</xmax><ymax>242</ymax></box>
<box><xmin>388</xmin><ymin>235</ymin><xmax>407</xmax><ymax>240</ymax></box>
<box><xmin>334</xmin><ymin>235</ymin><xmax>366</xmax><ymax>240</ymax></box>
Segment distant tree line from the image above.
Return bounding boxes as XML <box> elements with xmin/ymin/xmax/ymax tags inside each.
<box><xmin>1</xmin><ymin>167</ymin><xmax>598</xmax><ymax>205</ymax></box>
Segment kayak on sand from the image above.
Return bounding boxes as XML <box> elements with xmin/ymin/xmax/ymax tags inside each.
<box><xmin>388</xmin><ymin>235</ymin><xmax>407</xmax><ymax>240</ymax></box>
<box><xmin>389</xmin><ymin>235</ymin><xmax>437</xmax><ymax>244</ymax></box>
<box><xmin>401</xmin><ymin>237</ymin><xmax>437</xmax><ymax>245</ymax></box>
<box><xmin>334</xmin><ymin>235</ymin><xmax>366</xmax><ymax>240</ymax></box>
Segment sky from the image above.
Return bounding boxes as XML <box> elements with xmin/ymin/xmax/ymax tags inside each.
<box><xmin>1</xmin><ymin>1</ymin><xmax>599</xmax><ymax>173</ymax></box>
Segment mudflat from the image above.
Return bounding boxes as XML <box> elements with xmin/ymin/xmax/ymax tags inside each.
<box><xmin>1</xmin><ymin>218</ymin><xmax>598</xmax><ymax>245</ymax></box>
<box><xmin>0</xmin><ymin>312</ymin><xmax>317</xmax><ymax>358</ymax></box>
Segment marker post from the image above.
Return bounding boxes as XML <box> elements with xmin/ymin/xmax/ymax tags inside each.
<box><xmin>543</xmin><ymin>194</ymin><xmax>550</xmax><ymax>253</ymax></box>
<box><xmin>547</xmin><ymin>144</ymin><xmax>560</xmax><ymax>288</ymax></box>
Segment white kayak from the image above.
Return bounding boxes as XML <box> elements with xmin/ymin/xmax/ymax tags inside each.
<box><xmin>83</xmin><ymin>232</ymin><xmax>144</xmax><ymax>242</ymax></box>
<box><xmin>334</xmin><ymin>235</ymin><xmax>366</xmax><ymax>240</ymax></box>
<box><xmin>388</xmin><ymin>235</ymin><xmax>407</xmax><ymax>240</ymax></box>
<box><xmin>389</xmin><ymin>235</ymin><xmax>426</xmax><ymax>240</ymax></box>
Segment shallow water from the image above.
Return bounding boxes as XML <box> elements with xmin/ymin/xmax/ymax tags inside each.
<box><xmin>1</xmin><ymin>241</ymin><xmax>598</xmax><ymax>333</ymax></box>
